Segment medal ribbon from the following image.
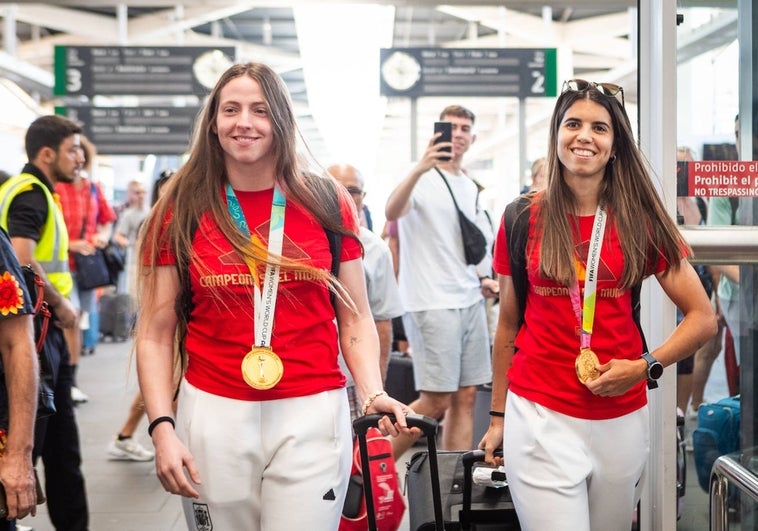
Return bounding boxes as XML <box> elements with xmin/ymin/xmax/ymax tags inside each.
<box><xmin>568</xmin><ymin>204</ymin><xmax>607</xmax><ymax>350</ymax></box>
<box><xmin>225</xmin><ymin>183</ymin><xmax>286</xmax><ymax>350</ymax></box>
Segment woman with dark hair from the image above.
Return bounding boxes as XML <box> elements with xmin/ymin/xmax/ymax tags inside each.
<box><xmin>479</xmin><ymin>80</ymin><xmax>717</xmax><ymax>530</ymax></box>
<box><xmin>135</xmin><ymin>63</ymin><xmax>411</xmax><ymax>530</ymax></box>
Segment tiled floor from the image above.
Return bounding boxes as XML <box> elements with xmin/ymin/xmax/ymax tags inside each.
<box><xmin>18</xmin><ymin>338</ymin><xmax>711</xmax><ymax>531</ymax></box>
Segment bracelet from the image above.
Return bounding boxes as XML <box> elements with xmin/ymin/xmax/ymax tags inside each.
<box><xmin>489</xmin><ymin>410</ymin><xmax>505</xmax><ymax>418</ymax></box>
<box><xmin>148</xmin><ymin>416</ymin><xmax>175</xmax><ymax>437</ymax></box>
<box><xmin>361</xmin><ymin>391</ymin><xmax>388</xmax><ymax>415</ymax></box>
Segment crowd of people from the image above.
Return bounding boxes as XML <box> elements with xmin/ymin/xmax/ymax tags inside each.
<box><xmin>0</xmin><ymin>61</ymin><xmax>742</xmax><ymax>531</ymax></box>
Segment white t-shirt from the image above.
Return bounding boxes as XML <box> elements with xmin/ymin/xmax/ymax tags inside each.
<box><xmin>360</xmin><ymin>226</ymin><xmax>403</xmax><ymax>321</ymax></box>
<box><xmin>397</xmin><ymin>167</ymin><xmax>484</xmax><ymax>312</ymax></box>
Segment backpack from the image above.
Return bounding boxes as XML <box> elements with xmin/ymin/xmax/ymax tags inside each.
<box><xmin>692</xmin><ymin>395</ymin><xmax>741</xmax><ymax>492</ymax></box>
<box><xmin>502</xmin><ymin>194</ymin><xmax>652</xmax><ymax>384</ymax></box>
<box><xmin>340</xmin><ymin>427</ymin><xmax>405</xmax><ymax>531</ymax></box>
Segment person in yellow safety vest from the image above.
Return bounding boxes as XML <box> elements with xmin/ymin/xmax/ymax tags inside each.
<box><xmin>0</xmin><ymin>115</ymin><xmax>89</xmax><ymax>531</ymax></box>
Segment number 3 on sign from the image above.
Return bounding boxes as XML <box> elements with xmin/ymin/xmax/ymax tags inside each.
<box><xmin>531</xmin><ymin>71</ymin><xmax>545</xmax><ymax>95</ymax></box>
<box><xmin>66</xmin><ymin>68</ymin><xmax>82</xmax><ymax>93</ymax></box>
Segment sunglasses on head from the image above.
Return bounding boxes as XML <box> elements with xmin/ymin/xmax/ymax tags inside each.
<box><xmin>562</xmin><ymin>79</ymin><xmax>625</xmax><ymax>107</ymax></box>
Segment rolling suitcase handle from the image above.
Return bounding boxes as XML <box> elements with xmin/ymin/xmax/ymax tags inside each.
<box><xmin>460</xmin><ymin>449</ymin><xmax>506</xmax><ymax>531</ymax></box>
<box><xmin>353</xmin><ymin>414</ymin><xmax>444</xmax><ymax>531</ymax></box>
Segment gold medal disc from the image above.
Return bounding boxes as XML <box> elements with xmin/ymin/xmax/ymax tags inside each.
<box><xmin>242</xmin><ymin>347</ymin><xmax>283</xmax><ymax>390</ymax></box>
<box><xmin>575</xmin><ymin>348</ymin><xmax>600</xmax><ymax>383</ymax></box>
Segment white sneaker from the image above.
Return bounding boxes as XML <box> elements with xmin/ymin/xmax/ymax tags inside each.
<box><xmin>107</xmin><ymin>437</ymin><xmax>155</xmax><ymax>462</ymax></box>
<box><xmin>71</xmin><ymin>386</ymin><xmax>89</xmax><ymax>404</ymax></box>
<box><xmin>16</xmin><ymin>525</ymin><xmax>33</xmax><ymax>531</ymax></box>
<box><xmin>687</xmin><ymin>404</ymin><xmax>700</xmax><ymax>420</ymax></box>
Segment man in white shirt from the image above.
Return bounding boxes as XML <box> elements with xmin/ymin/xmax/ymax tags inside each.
<box><xmin>328</xmin><ymin>163</ymin><xmax>404</xmax><ymax>419</ymax></box>
<box><xmin>385</xmin><ymin>105</ymin><xmax>496</xmax><ymax>455</ymax></box>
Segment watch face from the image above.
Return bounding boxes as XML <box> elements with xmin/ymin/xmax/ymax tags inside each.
<box><xmin>649</xmin><ymin>362</ymin><xmax>664</xmax><ymax>380</ymax></box>
<box><xmin>381</xmin><ymin>51</ymin><xmax>421</xmax><ymax>92</ymax></box>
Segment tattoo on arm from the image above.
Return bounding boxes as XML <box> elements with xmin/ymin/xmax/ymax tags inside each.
<box><xmin>349</xmin><ymin>336</ymin><xmax>361</xmax><ymax>348</ymax></box>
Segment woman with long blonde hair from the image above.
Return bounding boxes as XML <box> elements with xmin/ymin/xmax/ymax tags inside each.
<box><xmin>136</xmin><ymin>62</ymin><xmax>411</xmax><ymax>530</ymax></box>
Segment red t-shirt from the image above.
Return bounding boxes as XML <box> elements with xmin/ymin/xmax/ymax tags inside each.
<box><xmin>56</xmin><ymin>179</ymin><xmax>117</xmax><ymax>271</ymax></box>
<box><xmin>156</xmin><ymin>188</ymin><xmax>361</xmax><ymax>401</ymax></box>
<box><xmin>493</xmin><ymin>202</ymin><xmax>672</xmax><ymax>420</ymax></box>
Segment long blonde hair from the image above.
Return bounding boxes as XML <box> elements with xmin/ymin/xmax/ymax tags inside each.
<box><xmin>136</xmin><ymin>62</ymin><xmax>358</xmax><ymax>374</ymax></box>
<box><xmin>535</xmin><ymin>86</ymin><xmax>687</xmax><ymax>287</ymax></box>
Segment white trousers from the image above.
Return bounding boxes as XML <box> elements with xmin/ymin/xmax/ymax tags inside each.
<box><xmin>503</xmin><ymin>392</ymin><xmax>649</xmax><ymax>531</ymax></box>
<box><xmin>178</xmin><ymin>381</ymin><xmax>352</xmax><ymax>531</ymax></box>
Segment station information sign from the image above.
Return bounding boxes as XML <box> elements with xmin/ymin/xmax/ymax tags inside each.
<box><xmin>54</xmin><ymin>45</ymin><xmax>235</xmax><ymax>97</ymax></box>
<box><xmin>379</xmin><ymin>47</ymin><xmax>557</xmax><ymax>98</ymax></box>
<box><xmin>678</xmin><ymin>160</ymin><xmax>758</xmax><ymax>198</ymax></box>
<box><xmin>57</xmin><ymin>106</ymin><xmax>199</xmax><ymax>155</ymax></box>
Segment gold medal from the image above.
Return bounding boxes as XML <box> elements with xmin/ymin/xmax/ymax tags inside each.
<box><xmin>241</xmin><ymin>347</ymin><xmax>283</xmax><ymax>390</ymax></box>
<box><xmin>575</xmin><ymin>348</ymin><xmax>600</xmax><ymax>383</ymax></box>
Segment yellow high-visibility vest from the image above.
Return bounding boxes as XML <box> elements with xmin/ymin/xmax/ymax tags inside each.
<box><xmin>0</xmin><ymin>173</ymin><xmax>73</xmax><ymax>298</ymax></box>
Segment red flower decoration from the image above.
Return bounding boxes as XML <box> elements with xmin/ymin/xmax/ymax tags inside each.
<box><xmin>0</xmin><ymin>271</ymin><xmax>25</xmax><ymax>316</ymax></box>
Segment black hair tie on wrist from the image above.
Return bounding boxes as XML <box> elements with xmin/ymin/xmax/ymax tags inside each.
<box><xmin>148</xmin><ymin>416</ymin><xmax>176</xmax><ymax>437</ymax></box>
<box><xmin>489</xmin><ymin>410</ymin><xmax>505</xmax><ymax>418</ymax></box>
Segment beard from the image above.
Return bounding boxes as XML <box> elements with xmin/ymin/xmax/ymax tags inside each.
<box><xmin>51</xmin><ymin>160</ymin><xmax>75</xmax><ymax>184</ymax></box>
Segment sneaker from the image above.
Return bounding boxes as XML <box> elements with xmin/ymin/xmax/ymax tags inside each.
<box><xmin>685</xmin><ymin>432</ymin><xmax>694</xmax><ymax>453</ymax></box>
<box><xmin>16</xmin><ymin>525</ymin><xmax>33</xmax><ymax>531</ymax></box>
<box><xmin>108</xmin><ymin>437</ymin><xmax>155</xmax><ymax>462</ymax></box>
<box><xmin>71</xmin><ymin>386</ymin><xmax>89</xmax><ymax>404</ymax></box>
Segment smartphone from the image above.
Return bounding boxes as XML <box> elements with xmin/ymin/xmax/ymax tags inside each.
<box><xmin>434</xmin><ymin>121</ymin><xmax>452</xmax><ymax>161</ymax></box>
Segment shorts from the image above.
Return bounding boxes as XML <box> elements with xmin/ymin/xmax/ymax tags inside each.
<box><xmin>677</xmin><ymin>353</ymin><xmax>694</xmax><ymax>375</ymax></box>
<box><xmin>402</xmin><ymin>301</ymin><xmax>492</xmax><ymax>393</ymax></box>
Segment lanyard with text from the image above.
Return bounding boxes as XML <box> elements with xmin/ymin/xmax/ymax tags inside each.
<box><xmin>225</xmin><ymin>183</ymin><xmax>287</xmax><ymax>390</ymax></box>
<box><xmin>570</xmin><ymin>204</ymin><xmax>608</xmax><ymax>383</ymax></box>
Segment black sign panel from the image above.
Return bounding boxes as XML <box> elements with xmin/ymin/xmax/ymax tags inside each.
<box><xmin>379</xmin><ymin>48</ymin><xmax>557</xmax><ymax>99</ymax></box>
<box><xmin>58</xmin><ymin>106</ymin><xmax>200</xmax><ymax>155</ymax></box>
<box><xmin>54</xmin><ymin>46</ymin><xmax>235</xmax><ymax>97</ymax></box>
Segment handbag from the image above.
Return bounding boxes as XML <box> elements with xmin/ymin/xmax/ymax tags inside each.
<box><xmin>340</xmin><ymin>427</ymin><xmax>405</xmax><ymax>531</ymax></box>
<box><xmin>73</xmin><ymin>250</ymin><xmax>112</xmax><ymax>290</ymax></box>
<box><xmin>72</xmin><ymin>183</ymin><xmax>117</xmax><ymax>291</ymax></box>
<box><xmin>435</xmin><ymin>168</ymin><xmax>488</xmax><ymax>265</ymax></box>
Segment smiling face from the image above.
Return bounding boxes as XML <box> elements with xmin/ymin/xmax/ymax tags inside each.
<box><xmin>556</xmin><ymin>99</ymin><xmax>615</xmax><ymax>183</ymax></box>
<box><xmin>213</xmin><ymin>75</ymin><xmax>277</xmax><ymax>188</ymax></box>
<box><xmin>440</xmin><ymin>113</ymin><xmax>476</xmax><ymax>161</ymax></box>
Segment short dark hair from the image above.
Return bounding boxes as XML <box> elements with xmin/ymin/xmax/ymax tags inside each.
<box><xmin>439</xmin><ymin>104</ymin><xmax>475</xmax><ymax>125</ymax></box>
<box><xmin>25</xmin><ymin>115</ymin><xmax>82</xmax><ymax>161</ymax></box>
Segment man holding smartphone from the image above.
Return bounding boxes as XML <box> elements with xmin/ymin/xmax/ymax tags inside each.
<box><xmin>385</xmin><ymin>104</ymin><xmax>497</xmax><ymax>457</ymax></box>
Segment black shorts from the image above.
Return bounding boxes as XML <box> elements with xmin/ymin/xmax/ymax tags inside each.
<box><xmin>677</xmin><ymin>353</ymin><xmax>694</xmax><ymax>375</ymax></box>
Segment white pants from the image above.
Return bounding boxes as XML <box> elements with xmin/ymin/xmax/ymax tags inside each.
<box><xmin>503</xmin><ymin>392</ymin><xmax>649</xmax><ymax>531</ymax></box>
<box><xmin>178</xmin><ymin>381</ymin><xmax>352</xmax><ymax>531</ymax></box>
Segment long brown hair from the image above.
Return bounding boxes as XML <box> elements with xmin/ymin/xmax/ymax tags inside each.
<box><xmin>535</xmin><ymin>85</ymin><xmax>687</xmax><ymax>287</ymax></box>
<box><xmin>136</xmin><ymin>62</ymin><xmax>358</xmax><ymax>370</ymax></box>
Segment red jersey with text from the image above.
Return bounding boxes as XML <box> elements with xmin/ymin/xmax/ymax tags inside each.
<box><xmin>156</xmin><ymin>188</ymin><xmax>361</xmax><ymax>401</ymax></box>
<box><xmin>493</xmin><ymin>202</ymin><xmax>672</xmax><ymax>420</ymax></box>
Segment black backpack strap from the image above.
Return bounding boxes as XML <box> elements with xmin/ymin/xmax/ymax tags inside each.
<box><xmin>503</xmin><ymin>193</ymin><xmax>533</xmax><ymax>327</ymax></box>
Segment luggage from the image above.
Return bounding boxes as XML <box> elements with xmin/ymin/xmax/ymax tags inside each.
<box><xmin>353</xmin><ymin>414</ymin><xmax>442</xmax><ymax>531</ymax></box>
<box><xmin>340</xmin><ymin>424</ymin><xmax>405</xmax><ymax>531</ymax></box>
<box><xmin>98</xmin><ymin>292</ymin><xmax>133</xmax><ymax>342</ymax></box>
<box><xmin>692</xmin><ymin>395</ymin><xmax>741</xmax><ymax>492</ymax></box>
<box><xmin>385</xmin><ymin>351</ymin><xmax>418</xmax><ymax>405</ymax></box>
<box><xmin>405</xmin><ymin>428</ymin><xmax>520</xmax><ymax>530</ymax></box>
<box><xmin>473</xmin><ymin>384</ymin><xmax>492</xmax><ymax>447</ymax></box>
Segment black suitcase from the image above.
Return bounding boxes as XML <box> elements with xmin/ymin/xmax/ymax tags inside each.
<box><xmin>98</xmin><ymin>292</ymin><xmax>133</xmax><ymax>342</ymax></box>
<box><xmin>406</xmin><ymin>448</ymin><xmax>520</xmax><ymax>530</ymax></box>
<box><xmin>354</xmin><ymin>414</ymin><xmax>443</xmax><ymax>531</ymax></box>
<box><xmin>385</xmin><ymin>351</ymin><xmax>419</xmax><ymax>405</ymax></box>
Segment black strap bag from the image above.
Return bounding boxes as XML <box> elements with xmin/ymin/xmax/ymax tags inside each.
<box><xmin>435</xmin><ymin>168</ymin><xmax>487</xmax><ymax>265</ymax></box>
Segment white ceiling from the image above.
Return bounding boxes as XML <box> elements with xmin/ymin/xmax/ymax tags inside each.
<box><xmin>0</xmin><ymin>2</ymin><xmax>738</xmax><ymax>220</ymax></box>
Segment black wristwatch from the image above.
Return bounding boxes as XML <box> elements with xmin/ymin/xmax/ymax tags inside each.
<box><xmin>641</xmin><ymin>352</ymin><xmax>663</xmax><ymax>389</ymax></box>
